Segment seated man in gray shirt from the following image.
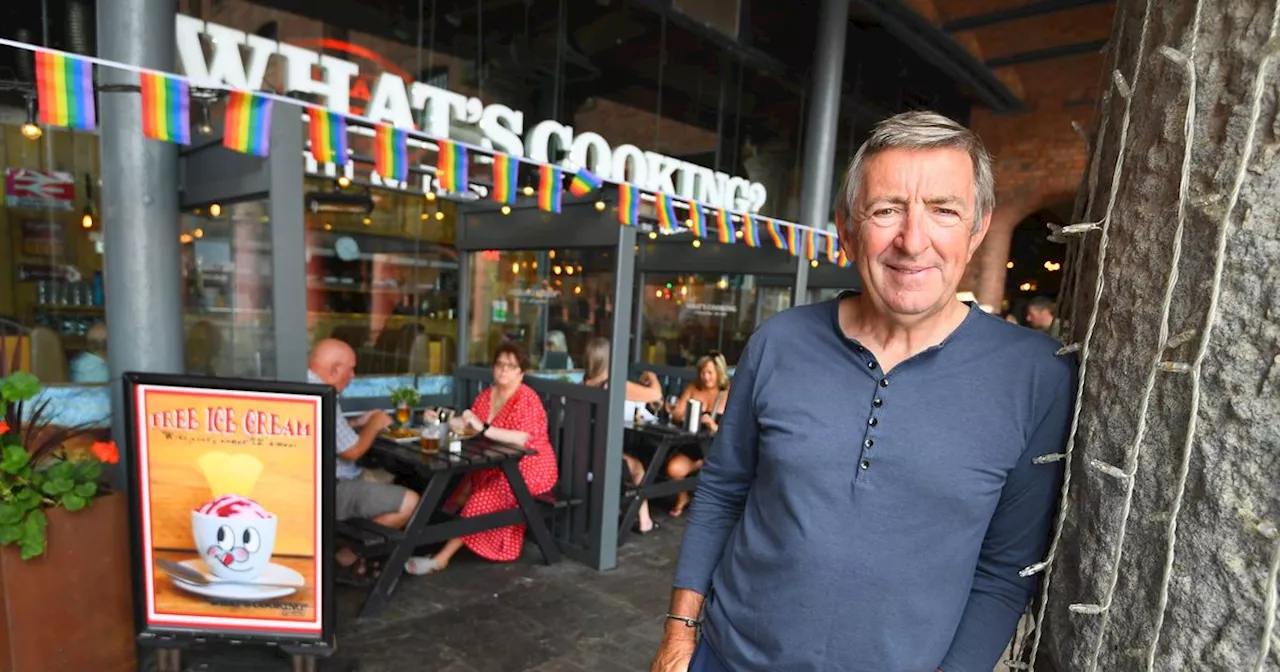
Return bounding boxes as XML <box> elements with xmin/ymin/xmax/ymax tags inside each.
<box><xmin>309</xmin><ymin>338</ymin><xmax>421</xmax><ymax>582</ymax></box>
<box><xmin>652</xmin><ymin>111</ymin><xmax>1076</xmax><ymax>672</ymax></box>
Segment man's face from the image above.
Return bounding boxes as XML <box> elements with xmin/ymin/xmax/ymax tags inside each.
<box><xmin>841</xmin><ymin>147</ymin><xmax>989</xmax><ymax>319</ymax></box>
<box><xmin>1026</xmin><ymin>306</ymin><xmax>1054</xmax><ymax>329</ymax></box>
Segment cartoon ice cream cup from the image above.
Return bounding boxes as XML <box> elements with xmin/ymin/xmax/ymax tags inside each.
<box><xmin>191</xmin><ymin>494</ymin><xmax>278</xmax><ymax>581</ymax></box>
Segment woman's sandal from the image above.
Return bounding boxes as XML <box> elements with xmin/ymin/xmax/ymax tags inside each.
<box><xmin>633</xmin><ymin>521</ymin><xmax>660</xmax><ymax>535</ymax></box>
<box><xmin>335</xmin><ymin>560</ymin><xmax>373</xmax><ymax>587</ymax></box>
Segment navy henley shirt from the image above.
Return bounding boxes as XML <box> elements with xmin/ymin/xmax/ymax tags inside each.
<box><xmin>673</xmin><ymin>295</ymin><xmax>1076</xmax><ymax>672</ymax></box>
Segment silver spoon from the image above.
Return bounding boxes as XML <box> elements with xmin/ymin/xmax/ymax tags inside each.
<box><xmin>157</xmin><ymin>558</ymin><xmax>304</xmax><ymax>589</ymax></box>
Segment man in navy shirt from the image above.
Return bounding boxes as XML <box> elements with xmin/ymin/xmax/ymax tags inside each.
<box><xmin>651</xmin><ymin>111</ymin><xmax>1076</xmax><ymax>672</ymax></box>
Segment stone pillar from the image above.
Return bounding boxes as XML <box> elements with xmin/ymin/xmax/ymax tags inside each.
<box><xmin>98</xmin><ymin>0</ymin><xmax>184</xmax><ymax>471</ymax></box>
<box><xmin>1024</xmin><ymin>1</ymin><xmax>1280</xmax><ymax>670</ymax></box>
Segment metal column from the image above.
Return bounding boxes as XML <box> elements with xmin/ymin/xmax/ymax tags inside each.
<box><xmin>99</xmin><ymin>0</ymin><xmax>182</xmax><ymax>480</ymax></box>
<box><xmin>793</xmin><ymin>0</ymin><xmax>849</xmax><ymax>307</ymax></box>
<box><xmin>595</xmin><ymin>224</ymin><xmax>637</xmax><ymax>569</ymax></box>
<box><xmin>267</xmin><ymin>104</ymin><xmax>308</xmax><ymax>381</ymax></box>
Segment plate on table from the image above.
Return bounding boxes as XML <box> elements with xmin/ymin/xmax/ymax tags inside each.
<box><xmin>167</xmin><ymin>559</ymin><xmax>305</xmax><ymax>602</ymax></box>
<box><xmin>381</xmin><ymin>428</ymin><xmax>420</xmax><ymax>444</ymax></box>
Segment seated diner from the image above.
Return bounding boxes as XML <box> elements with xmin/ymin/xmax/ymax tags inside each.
<box><xmin>309</xmin><ymin>339</ymin><xmax>421</xmax><ymax>584</ymax></box>
<box><xmin>580</xmin><ymin>336</ymin><xmax>664</xmax><ymax>533</ymax></box>
<box><xmin>666</xmin><ymin>351</ymin><xmax>731</xmax><ymax>517</ymax></box>
<box><xmin>408</xmin><ymin>342</ymin><xmax>559</xmax><ymax>575</ymax></box>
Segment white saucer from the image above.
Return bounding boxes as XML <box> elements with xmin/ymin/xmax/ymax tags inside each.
<box><xmin>168</xmin><ymin>559</ymin><xmax>305</xmax><ymax>602</ymax></box>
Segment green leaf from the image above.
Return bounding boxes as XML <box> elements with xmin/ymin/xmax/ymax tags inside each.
<box><xmin>41</xmin><ymin>478</ymin><xmax>73</xmax><ymax>496</ymax></box>
<box><xmin>73</xmin><ymin>482</ymin><xmax>97</xmax><ymax>498</ymax></box>
<box><xmin>62</xmin><ymin>494</ymin><xmax>86</xmax><ymax>511</ymax></box>
<box><xmin>0</xmin><ymin>522</ymin><xmax>20</xmax><ymax>545</ymax></box>
<box><xmin>78</xmin><ymin>461</ymin><xmax>103</xmax><ymax>482</ymax></box>
<box><xmin>45</xmin><ymin>460</ymin><xmax>74</xmax><ymax>480</ymax></box>
<box><xmin>18</xmin><ymin>510</ymin><xmax>47</xmax><ymax>559</ymax></box>
<box><xmin>0</xmin><ymin>445</ymin><xmax>30</xmax><ymax>474</ymax></box>
<box><xmin>13</xmin><ymin>489</ymin><xmax>40</xmax><ymax>512</ymax></box>
<box><xmin>0</xmin><ymin>372</ymin><xmax>41</xmax><ymax>404</ymax></box>
<box><xmin>0</xmin><ymin>503</ymin><xmax>18</xmax><ymax>525</ymax></box>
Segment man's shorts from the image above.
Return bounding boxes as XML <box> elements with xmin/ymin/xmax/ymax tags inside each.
<box><xmin>336</xmin><ymin>478</ymin><xmax>408</xmax><ymax>521</ymax></box>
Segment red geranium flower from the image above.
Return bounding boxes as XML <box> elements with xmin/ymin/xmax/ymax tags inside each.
<box><xmin>0</xmin><ymin>420</ymin><xmax>9</xmax><ymax>435</ymax></box>
<box><xmin>91</xmin><ymin>440</ymin><xmax>120</xmax><ymax>465</ymax></box>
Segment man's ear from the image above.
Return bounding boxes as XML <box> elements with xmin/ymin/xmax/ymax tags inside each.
<box><xmin>966</xmin><ymin>210</ymin><xmax>993</xmax><ymax>260</ymax></box>
<box><xmin>836</xmin><ymin>211</ymin><xmax>856</xmax><ymax>259</ymax></box>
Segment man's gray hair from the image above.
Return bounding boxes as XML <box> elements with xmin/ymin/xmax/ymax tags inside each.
<box><xmin>835</xmin><ymin>111</ymin><xmax>995</xmax><ymax>235</ymax></box>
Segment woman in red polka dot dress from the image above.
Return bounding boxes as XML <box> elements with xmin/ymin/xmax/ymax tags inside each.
<box><xmin>406</xmin><ymin>342</ymin><xmax>558</xmax><ymax>575</ymax></box>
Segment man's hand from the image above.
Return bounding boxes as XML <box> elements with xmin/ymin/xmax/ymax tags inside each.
<box><xmin>361</xmin><ymin>410</ymin><xmax>394</xmax><ymax>434</ymax></box>
<box><xmin>639</xmin><ymin>371</ymin><xmax>661</xmax><ymax>387</ymax></box>
<box><xmin>353</xmin><ymin>409</ymin><xmax>384</xmax><ymax>427</ymax></box>
<box><xmin>650</xmin><ymin>627</ymin><xmax>697</xmax><ymax>672</ymax></box>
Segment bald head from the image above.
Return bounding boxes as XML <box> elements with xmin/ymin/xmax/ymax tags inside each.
<box><xmin>309</xmin><ymin>338</ymin><xmax>357</xmax><ymax>391</ymax></box>
<box><xmin>86</xmin><ymin>322</ymin><xmax>107</xmax><ymax>356</ymax></box>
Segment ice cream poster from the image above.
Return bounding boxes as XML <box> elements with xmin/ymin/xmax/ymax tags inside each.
<box><xmin>128</xmin><ymin>381</ymin><xmax>330</xmax><ymax>637</ymax></box>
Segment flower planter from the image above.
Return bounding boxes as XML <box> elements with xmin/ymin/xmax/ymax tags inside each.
<box><xmin>0</xmin><ymin>492</ymin><xmax>136</xmax><ymax>672</ymax></box>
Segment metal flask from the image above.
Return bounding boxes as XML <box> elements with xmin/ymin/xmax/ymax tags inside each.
<box><xmin>686</xmin><ymin>398</ymin><xmax>703</xmax><ymax>433</ymax></box>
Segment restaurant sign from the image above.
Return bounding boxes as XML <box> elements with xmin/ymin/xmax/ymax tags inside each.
<box><xmin>123</xmin><ymin>373</ymin><xmax>336</xmax><ymax>643</ymax></box>
<box><xmin>173</xmin><ymin>15</ymin><xmax>767</xmax><ymax>212</ymax></box>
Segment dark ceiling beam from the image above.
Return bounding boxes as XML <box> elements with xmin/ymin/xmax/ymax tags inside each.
<box><xmin>985</xmin><ymin>38</ymin><xmax>1107</xmax><ymax>68</ymax></box>
<box><xmin>850</xmin><ymin>0</ymin><xmax>1025</xmax><ymax>113</ymax></box>
<box><xmin>942</xmin><ymin>0</ymin><xmax>1112</xmax><ymax>32</ymax></box>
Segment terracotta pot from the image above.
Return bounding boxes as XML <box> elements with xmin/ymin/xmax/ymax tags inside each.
<box><xmin>0</xmin><ymin>492</ymin><xmax>137</xmax><ymax>672</ymax></box>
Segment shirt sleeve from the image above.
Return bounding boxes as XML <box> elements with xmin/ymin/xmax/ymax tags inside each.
<box><xmin>672</xmin><ymin>336</ymin><xmax>762</xmax><ymax>596</ymax></box>
<box><xmin>940</xmin><ymin>360</ymin><xmax>1076</xmax><ymax>672</ymax></box>
<box><xmin>333</xmin><ymin>400</ymin><xmax>360</xmax><ymax>456</ymax></box>
<box><xmin>514</xmin><ymin>386</ymin><xmax>548</xmax><ymax>449</ymax></box>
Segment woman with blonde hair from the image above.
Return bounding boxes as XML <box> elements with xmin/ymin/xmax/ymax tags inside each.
<box><xmin>666</xmin><ymin>350</ymin><xmax>731</xmax><ymax>517</ymax></box>
<box><xmin>581</xmin><ymin>336</ymin><xmax>665</xmax><ymax>533</ymax></box>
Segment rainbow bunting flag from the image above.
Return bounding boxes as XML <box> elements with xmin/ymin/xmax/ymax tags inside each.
<box><xmin>375</xmin><ymin>125</ymin><xmax>410</xmax><ymax>182</ymax></box>
<box><xmin>838</xmin><ymin>249</ymin><xmax>853</xmax><ymax>268</ymax></box>
<box><xmin>766</xmin><ymin>219</ymin><xmax>787</xmax><ymax>251</ymax></box>
<box><xmin>568</xmin><ymin>168</ymin><xmax>602</xmax><ymax>197</ymax></box>
<box><xmin>307</xmin><ymin>108</ymin><xmax>347</xmax><ymax>164</ymax></box>
<box><xmin>656</xmin><ymin>193</ymin><xmax>679</xmax><ymax>233</ymax></box>
<box><xmin>715</xmin><ymin>209</ymin><xmax>733</xmax><ymax>244</ymax></box>
<box><xmin>787</xmin><ymin>225</ymin><xmax>801</xmax><ymax>257</ymax></box>
<box><xmin>826</xmin><ymin>234</ymin><xmax>840</xmax><ymax>264</ymax></box>
<box><xmin>139</xmin><ymin>71</ymin><xmax>190</xmax><ymax>145</ymax></box>
<box><xmin>805</xmin><ymin>229</ymin><xmax>819</xmax><ymax>260</ymax></box>
<box><xmin>741</xmin><ymin>214</ymin><xmax>761</xmax><ymax>248</ymax></box>
<box><xmin>538</xmin><ymin>165</ymin><xmax>563</xmax><ymax>213</ymax></box>
<box><xmin>687</xmin><ymin>202</ymin><xmax>707</xmax><ymax>238</ymax></box>
<box><xmin>618</xmin><ymin>184</ymin><xmax>640</xmax><ymax>227</ymax></box>
<box><xmin>35</xmin><ymin>51</ymin><xmax>96</xmax><ymax>130</ymax></box>
<box><xmin>223</xmin><ymin>90</ymin><xmax>272</xmax><ymax>156</ymax></box>
<box><xmin>491</xmin><ymin>154</ymin><xmax>519</xmax><ymax>204</ymax></box>
<box><xmin>436</xmin><ymin>139</ymin><xmax>467</xmax><ymax>192</ymax></box>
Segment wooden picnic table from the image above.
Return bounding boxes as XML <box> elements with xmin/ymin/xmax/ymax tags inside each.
<box><xmin>618</xmin><ymin>422</ymin><xmax>707</xmax><ymax>543</ymax></box>
<box><xmin>339</xmin><ymin>434</ymin><xmax>561</xmax><ymax>618</ymax></box>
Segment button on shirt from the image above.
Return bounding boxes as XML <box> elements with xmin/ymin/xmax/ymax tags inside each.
<box><xmin>673</xmin><ymin>296</ymin><xmax>1076</xmax><ymax>672</ymax></box>
<box><xmin>307</xmin><ymin>370</ymin><xmax>363</xmax><ymax>480</ymax></box>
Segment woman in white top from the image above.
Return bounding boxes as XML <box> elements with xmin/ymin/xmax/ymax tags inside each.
<box><xmin>581</xmin><ymin>337</ymin><xmax>664</xmax><ymax>533</ymax></box>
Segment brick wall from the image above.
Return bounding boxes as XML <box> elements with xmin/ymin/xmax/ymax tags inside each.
<box><xmin>963</xmin><ymin>52</ymin><xmax>1107</xmax><ymax>308</ymax></box>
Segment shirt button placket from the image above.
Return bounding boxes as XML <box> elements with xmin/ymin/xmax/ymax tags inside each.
<box><xmin>861</xmin><ymin>375</ymin><xmax>887</xmax><ymax>474</ymax></box>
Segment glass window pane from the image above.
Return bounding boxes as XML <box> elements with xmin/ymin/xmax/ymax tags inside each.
<box><xmin>304</xmin><ymin>180</ymin><xmax>459</xmax><ymax>398</ymax></box>
<box><xmin>466</xmin><ymin>248</ymin><xmax>615</xmax><ymax>373</ymax></box>
<box><xmin>0</xmin><ymin>120</ymin><xmax>111</xmax><ymax>432</ymax></box>
<box><xmin>181</xmin><ymin>200</ymin><xmax>276</xmax><ymax>379</ymax></box>
<box><xmin>639</xmin><ymin>273</ymin><xmax>761</xmax><ymax>366</ymax></box>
